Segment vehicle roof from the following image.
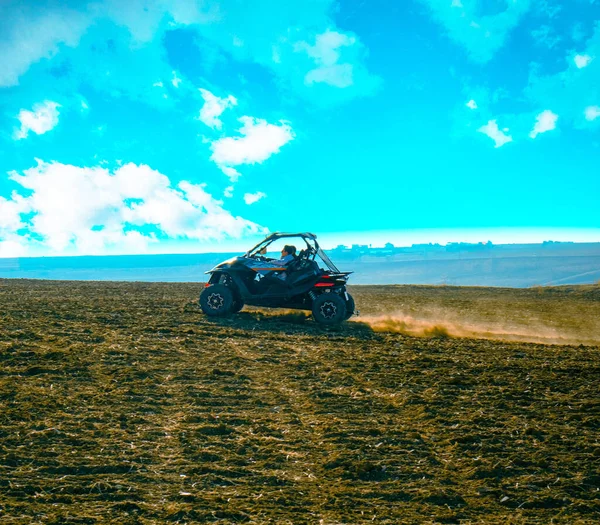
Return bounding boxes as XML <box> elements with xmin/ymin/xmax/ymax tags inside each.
<box><xmin>263</xmin><ymin>232</ymin><xmax>317</xmax><ymax>240</ymax></box>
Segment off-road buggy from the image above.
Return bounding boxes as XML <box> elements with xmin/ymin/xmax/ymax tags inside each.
<box><xmin>199</xmin><ymin>232</ymin><xmax>356</xmax><ymax>325</ymax></box>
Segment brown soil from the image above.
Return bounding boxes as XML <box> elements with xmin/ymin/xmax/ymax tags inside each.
<box><xmin>0</xmin><ymin>279</ymin><xmax>599</xmax><ymax>524</ymax></box>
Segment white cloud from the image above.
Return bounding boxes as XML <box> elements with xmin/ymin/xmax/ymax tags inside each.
<box><xmin>0</xmin><ymin>193</ymin><xmax>31</xmax><ymax>233</ymax></box>
<box><xmin>1</xmin><ymin>1</ymin><xmax>379</xmax><ymax>106</ymax></box>
<box><xmin>2</xmin><ymin>161</ymin><xmax>265</xmax><ymax>256</ymax></box>
<box><xmin>0</xmin><ymin>0</ymin><xmax>212</xmax><ymax>95</ymax></box>
<box><xmin>524</xmin><ymin>24</ymin><xmax>600</xmax><ymax>131</ymax></box>
<box><xmin>574</xmin><ymin>54</ymin><xmax>593</xmax><ymax>69</ymax></box>
<box><xmin>210</xmin><ymin>116</ymin><xmax>295</xmax><ymax>175</ymax></box>
<box><xmin>0</xmin><ymin>5</ymin><xmax>90</xmax><ymax>87</ymax></box>
<box><xmin>466</xmin><ymin>99</ymin><xmax>478</xmax><ymax>109</ymax></box>
<box><xmin>224</xmin><ymin>185</ymin><xmax>234</xmax><ymax>198</ymax></box>
<box><xmin>297</xmin><ymin>30</ymin><xmax>356</xmax><ymax>88</ymax></box>
<box><xmin>532</xmin><ymin>25</ymin><xmax>561</xmax><ymax>50</ymax></box>
<box><xmin>272</xmin><ymin>46</ymin><xmax>282</xmax><ymax>64</ymax></box>
<box><xmin>477</xmin><ymin>120</ymin><xmax>513</xmax><ymax>148</ymax></box>
<box><xmin>172</xmin><ymin>70</ymin><xmax>182</xmax><ymax>87</ymax></box>
<box><xmin>198</xmin><ymin>88</ymin><xmax>238</xmax><ymax>130</ymax></box>
<box><xmin>92</xmin><ymin>0</ymin><xmax>217</xmax><ymax>43</ymax></box>
<box><xmin>300</xmin><ymin>30</ymin><xmax>356</xmax><ymax>67</ymax></box>
<box><xmin>417</xmin><ymin>0</ymin><xmax>532</xmax><ymax>63</ymax></box>
<box><xmin>585</xmin><ymin>106</ymin><xmax>600</xmax><ymax>121</ymax></box>
<box><xmin>529</xmin><ymin>110</ymin><xmax>558</xmax><ymax>139</ymax></box>
<box><xmin>220</xmin><ymin>167</ymin><xmax>242</xmax><ymax>183</ymax></box>
<box><xmin>244</xmin><ymin>192</ymin><xmax>266</xmax><ymax>205</ymax></box>
<box><xmin>0</xmin><ymin>237</ymin><xmax>30</xmax><ymax>258</ymax></box>
<box><xmin>14</xmin><ymin>101</ymin><xmax>61</xmax><ymax>140</ymax></box>
<box><xmin>305</xmin><ymin>64</ymin><xmax>354</xmax><ymax>88</ymax></box>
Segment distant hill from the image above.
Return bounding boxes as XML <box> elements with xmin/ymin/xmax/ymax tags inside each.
<box><xmin>331</xmin><ymin>242</ymin><xmax>600</xmax><ymax>287</ymax></box>
<box><xmin>1</xmin><ymin>242</ymin><xmax>599</xmax><ymax>287</ymax></box>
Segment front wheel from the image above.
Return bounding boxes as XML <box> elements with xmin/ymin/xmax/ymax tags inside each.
<box><xmin>200</xmin><ymin>284</ymin><xmax>234</xmax><ymax>317</ymax></box>
<box><xmin>312</xmin><ymin>292</ymin><xmax>347</xmax><ymax>325</ymax></box>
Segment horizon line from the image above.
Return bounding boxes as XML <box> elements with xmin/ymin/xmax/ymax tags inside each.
<box><xmin>2</xmin><ymin>238</ymin><xmax>600</xmax><ymax>260</ymax></box>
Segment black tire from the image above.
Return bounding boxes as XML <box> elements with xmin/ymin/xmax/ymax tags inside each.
<box><xmin>344</xmin><ymin>293</ymin><xmax>355</xmax><ymax>320</ymax></box>
<box><xmin>200</xmin><ymin>284</ymin><xmax>234</xmax><ymax>317</ymax></box>
<box><xmin>312</xmin><ymin>292</ymin><xmax>347</xmax><ymax>325</ymax></box>
<box><xmin>231</xmin><ymin>298</ymin><xmax>244</xmax><ymax>313</ymax></box>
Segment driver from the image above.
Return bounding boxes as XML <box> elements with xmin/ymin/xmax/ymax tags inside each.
<box><xmin>257</xmin><ymin>245</ymin><xmax>296</xmax><ymax>282</ymax></box>
<box><xmin>272</xmin><ymin>245</ymin><xmax>296</xmax><ymax>267</ymax></box>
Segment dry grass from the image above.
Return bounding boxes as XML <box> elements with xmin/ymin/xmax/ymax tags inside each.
<box><xmin>0</xmin><ymin>279</ymin><xmax>599</xmax><ymax>524</ymax></box>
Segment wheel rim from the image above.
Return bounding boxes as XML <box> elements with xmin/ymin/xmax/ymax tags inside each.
<box><xmin>320</xmin><ymin>301</ymin><xmax>337</xmax><ymax>319</ymax></box>
<box><xmin>207</xmin><ymin>292</ymin><xmax>224</xmax><ymax>310</ymax></box>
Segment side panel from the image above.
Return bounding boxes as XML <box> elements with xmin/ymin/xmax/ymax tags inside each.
<box><xmin>208</xmin><ymin>270</ymin><xmax>254</xmax><ymax>300</ymax></box>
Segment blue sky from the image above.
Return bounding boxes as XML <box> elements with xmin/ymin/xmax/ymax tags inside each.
<box><xmin>1</xmin><ymin>0</ymin><xmax>599</xmax><ymax>257</ymax></box>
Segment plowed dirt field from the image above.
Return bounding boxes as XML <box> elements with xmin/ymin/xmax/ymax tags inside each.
<box><xmin>1</xmin><ymin>280</ymin><xmax>599</xmax><ymax>524</ymax></box>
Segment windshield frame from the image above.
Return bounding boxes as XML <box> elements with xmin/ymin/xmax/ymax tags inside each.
<box><xmin>245</xmin><ymin>233</ymin><xmax>315</xmax><ymax>258</ymax></box>
<box><xmin>244</xmin><ymin>232</ymin><xmax>341</xmax><ymax>273</ymax></box>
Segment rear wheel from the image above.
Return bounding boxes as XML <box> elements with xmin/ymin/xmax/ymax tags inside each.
<box><xmin>312</xmin><ymin>292</ymin><xmax>347</xmax><ymax>325</ymax></box>
<box><xmin>231</xmin><ymin>298</ymin><xmax>244</xmax><ymax>313</ymax></box>
<box><xmin>200</xmin><ymin>284</ymin><xmax>234</xmax><ymax>317</ymax></box>
<box><xmin>344</xmin><ymin>293</ymin><xmax>356</xmax><ymax>320</ymax></box>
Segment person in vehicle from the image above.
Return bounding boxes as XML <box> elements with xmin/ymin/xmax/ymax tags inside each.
<box><xmin>257</xmin><ymin>245</ymin><xmax>296</xmax><ymax>283</ymax></box>
<box><xmin>272</xmin><ymin>245</ymin><xmax>296</xmax><ymax>266</ymax></box>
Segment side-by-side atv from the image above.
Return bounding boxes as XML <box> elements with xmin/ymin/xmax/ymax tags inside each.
<box><xmin>199</xmin><ymin>232</ymin><xmax>356</xmax><ymax>325</ymax></box>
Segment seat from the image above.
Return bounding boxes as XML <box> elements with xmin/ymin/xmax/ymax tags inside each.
<box><xmin>258</xmin><ymin>251</ymin><xmax>318</xmax><ymax>292</ymax></box>
<box><xmin>284</xmin><ymin>258</ymin><xmax>320</xmax><ymax>287</ymax></box>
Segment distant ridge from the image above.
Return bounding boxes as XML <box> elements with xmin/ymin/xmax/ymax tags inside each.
<box><xmin>1</xmin><ymin>242</ymin><xmax>599</xmax><ymax>287</ymax></box>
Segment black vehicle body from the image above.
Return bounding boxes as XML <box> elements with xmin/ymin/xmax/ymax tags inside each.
<box><xmin>200</xmin><ymin>232</ymin><xmax>356</xmax><ymax>324</ymax></box>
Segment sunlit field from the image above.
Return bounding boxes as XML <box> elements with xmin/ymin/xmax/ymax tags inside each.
<box><xmin>1</xmin><ymin>280</ymin><xmax>599</xmax><ymax>524</ymax></box>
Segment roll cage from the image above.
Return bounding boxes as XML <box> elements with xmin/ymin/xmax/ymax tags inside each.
<box><xmin>245</xmin><ymin>232</ymin><xmax>341</xmax><ymax>274</ymax></box>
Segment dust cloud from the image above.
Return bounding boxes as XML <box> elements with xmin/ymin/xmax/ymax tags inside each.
<box><xmin>353</xmin><ymin>310</ymin><xmax>599</xmax><ymax>346</ymax></box>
